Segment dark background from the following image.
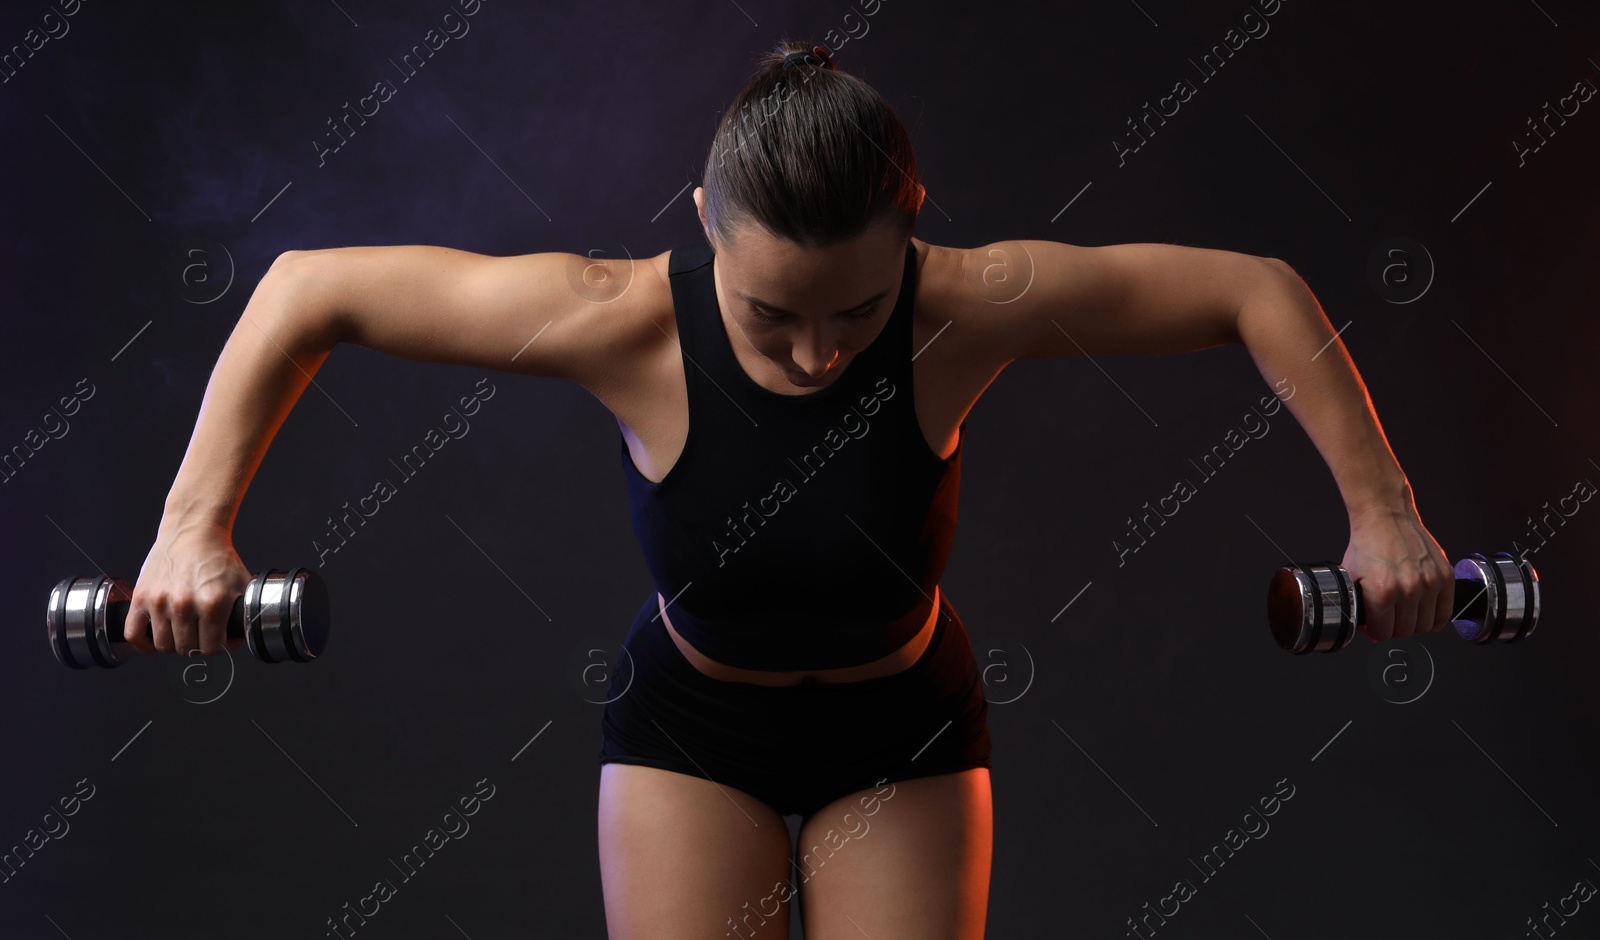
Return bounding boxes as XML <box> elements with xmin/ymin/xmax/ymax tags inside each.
<box><xmin>2</xmin><ymin>1</ymin><xmax>1597</xmax><ymax>937</ymax></box>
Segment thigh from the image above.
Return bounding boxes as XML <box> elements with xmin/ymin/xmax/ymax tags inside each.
<box><xmin>598</xmin><ymin>763</ymin><xmax>796</xmax><ymax>940</ymax></box>
<box><xmin>794</xmin><ymin>768</ymin><xmax>993</xmax><ymax>940</ymax></box>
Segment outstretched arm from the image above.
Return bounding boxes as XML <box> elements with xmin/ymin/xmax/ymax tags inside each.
<box><xmin>1235</xmin><ymin>259</ymin><xmax>1410</xmax><ymax>519</ymax></box>
<box><xmin>1234</xmin><ymin>259</ymin><xmax>1455</xmax><ymax>643</ymax></box>
<box><xmin>957</xmin><ymin>239</ymin><xmax>1454</xmax><ymax>643</ymax></box>
<box><xmin>136</xmin><ymin>246</ymin><xmax>642</xmax><ymax>657</ymax></box>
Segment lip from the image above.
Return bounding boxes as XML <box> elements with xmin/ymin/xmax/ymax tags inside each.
<box><xmin>786</xmin><ymin>370</ymin><xmax>831</xmax><ymax>387</ymax></box>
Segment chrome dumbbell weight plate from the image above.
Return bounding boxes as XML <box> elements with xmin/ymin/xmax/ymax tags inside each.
<box><xmin>244</xmin><ymin>567</ymin><xmax>331</xmax><ymax>663</ymax></box>
<box><xmin>1267</xmin><ymin>561</ymin><xmax>1356</xmax><ymax>655</ymax></box>
<box><xmin>48</xmin><ymin>574</ymin><xmax>136</xmax><ymax>669</ymax></box>
<box><xmin>1450</xmin><ymin>552</ymin><xmax>1540</xmax><ymax>644</ymax></box>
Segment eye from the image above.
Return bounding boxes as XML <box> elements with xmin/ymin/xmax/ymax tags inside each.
<box><xmin>748</xmin><ymin>303</ymin><xmax>880</xmax><ymax>323</ymax></box>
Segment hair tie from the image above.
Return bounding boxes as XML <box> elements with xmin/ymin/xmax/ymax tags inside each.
<box><xmin>782</xmin><ymin>44</ymin><xmax>834</xmax><ymax>71</ymax></box>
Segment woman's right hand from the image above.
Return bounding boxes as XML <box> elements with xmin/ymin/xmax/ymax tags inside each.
<box><xmin>123</xmin><ymin>517</ymin><xmax>252</xmax><ymax>657</ymax></box>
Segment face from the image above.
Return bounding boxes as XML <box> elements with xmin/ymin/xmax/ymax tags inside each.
<box><xmin>693</xmin><ymin>186</ymin><xmax>906</xmax><ymax>390</ymax></box>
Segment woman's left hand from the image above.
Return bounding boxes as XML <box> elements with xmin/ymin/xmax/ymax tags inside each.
<box><xmin>1341</xmin><ymin>504</ymin><xmax>1457</xmax><ymax>643</ymax></box>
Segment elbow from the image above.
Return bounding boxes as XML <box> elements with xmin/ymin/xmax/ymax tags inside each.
<box><xmin>265</xmin><ymin>248</ymin><xmax>308</xmax><ymax>289</ymax></box>
<box><xmin>1230</xmin><ymin>256</ymin><xmax>1302</xmax><ymax>344</ymax></box>
<box><xmin>265</xmin><ymin>248</ymin><xmax>310</xmax><ymax>286</ymax></box>
<box><xmin>1259</xmin><ymin>256</ymin><xmax>1313</xmax><ymax>302</ymax></box>
<box><xmin>263</xmin><ymin>249</ymin><xmax>344</xmax><ymax>351</ymax></box>
<box><xmin>1260</xmin><ymin>256</ymin><xmax>1306</xmax><ymax>286</ymax></box>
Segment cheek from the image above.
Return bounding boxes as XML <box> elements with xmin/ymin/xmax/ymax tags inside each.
<box><xmin>751</xmin><ymin>334</ymin><xmax>788</xmax><ymax>360</ymax></box>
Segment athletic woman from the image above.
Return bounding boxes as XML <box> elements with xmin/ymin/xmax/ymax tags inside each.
<box><xmin>123</xmin><ymin>40</ymin><xmax>1457</xmax><ymax>939</ymax></box>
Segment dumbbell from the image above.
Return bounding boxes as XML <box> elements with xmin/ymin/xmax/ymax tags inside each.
<box><xmin>47</xmin><ymin>567</ymin><xmax>331</xmax><ymax>669</ymax></box>
<box><xmin>1267</xmin><ymin>551</ymin><xmax>1539</xmax><ymax>654</ymax></box>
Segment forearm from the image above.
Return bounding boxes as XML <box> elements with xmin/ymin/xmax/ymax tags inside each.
<box><xmin>160</xmin><ymin>252</ymin><xmax>338</xmax><ymax>534</ymax></box>
<box><xmin>1235</xmin><ymin>262</ymin><xmax>1414</xmax><ymax>522</ymax></box>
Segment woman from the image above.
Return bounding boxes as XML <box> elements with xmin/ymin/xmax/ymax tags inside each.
<box><xmin>125</xmin><ymin>40</ymin><xmax>1457</xmax><ymax>939</ymax></box>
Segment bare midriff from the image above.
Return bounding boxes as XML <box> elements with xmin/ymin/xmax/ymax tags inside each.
<box><xmin>656</xmin><ymin>586</ymin><xmax>941</xmax><ymax>686</ymax></box>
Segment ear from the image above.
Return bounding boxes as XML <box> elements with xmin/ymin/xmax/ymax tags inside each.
<box><xmin>692</xmin><ymin>186</ymin><xmax>714</xmax><ymax>245</ymax></box>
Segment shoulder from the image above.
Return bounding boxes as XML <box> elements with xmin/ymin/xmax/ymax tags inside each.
<box><xmin>909</xmin><ymin>236</ymin><xmax>1012</xmax><ymax>316</ymax></box>
<box><xmin>908</xmin><ymin>237</ymin><xmax>961</xmax><ymax>311</ymax></box>
<box><xmin>907</xmin><ymin>236</ymin><xmax>991</xmax><ymax>355</ymax></box>
<box><xmin>566</xmin><ymin>248</ymin><xmax>678</xmax><ymax>398</ymax></box>
<box><xmin>908</xmin><ymin>236</ymin><xmax>1036</xmax><ymax>311</ymax></box>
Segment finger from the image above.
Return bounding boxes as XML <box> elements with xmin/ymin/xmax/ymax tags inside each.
<box><xmin>1432</xmin><ymin>581</ymin><xmax>1456</xmax><ymax>634</ymax></box>
<box><xmin>123</xmin><ymin>603</ymin><xmax>156</xmax><ymax>655</ymax></box>
<box><xmin>1363</xmin><ymin>587</ymin><xmax>1394</xmax><ymax>643</ymax></box>
<box><xmin>198</xmin><ymin>594</ymin><xmax>228</xmax><ymax>657</ymax></box>
<box><xmin>1426</xmin><ymin>586</ymin><xmax>1446</xmax><ymax>632</ymax></box>
<box><xmin>196</xmin><ymin>591</ymin><xmax>224</xmax><ymax>658</ymax></box>
<box><xmin>145</xmin><ymin>595</ymin><xmax>172</xmax><ymax>653</ymax></box>
<box><xmin>1391</xmin><ymin>578</ymin><xmax>1420</xmax><ymax>641</ymax></box>
<box><xmin>168</xmin><ymin>596</ymin><xmax>199</xmax><ymax>656</ymax></box>
<box><xmin>1435</xmin><ymin>556</ymin><xmax>1462</xmax><ymax>632</ymax></box>
<box><xmin>148</xmin><ymin>601</ymin><xmax>171</xmax><ymax>652</ymax></box>
<box><xmin>224</xmin><ymin>637</ymin><xmax>244</xmax><ymax>653</ymax></box>
<box><xmin>1395</xmin><ymin>594</ymin><xmax>1420</xmax><ymax>639</ymax></box>
<box><xmin>1420</xmin><ymin>572</ymin><xmax>1446</xmax><ymax>633</ymax></box>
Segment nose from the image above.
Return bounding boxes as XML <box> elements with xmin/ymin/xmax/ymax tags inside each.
<box><xmin>791</xmin><ymin>339</ymin><xmax>839</xmax><ymax>378</ymax></box>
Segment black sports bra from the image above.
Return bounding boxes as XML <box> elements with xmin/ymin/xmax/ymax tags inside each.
<box><xmin>617</xmin><ymin>238</ymin><xmax>965</xmax><ymax>670</ymax></box>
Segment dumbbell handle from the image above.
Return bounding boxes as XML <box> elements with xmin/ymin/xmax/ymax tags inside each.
<box><xmin>48</xmin><ymin>568</ymin><xmax>330</xmax><ymax>669</ymax></box>
<box><xmin>1351</xmin><ymin>577</ymin><xmax>1497</xmax><ymax>627</ymax></box>
<box><xmin>105</xmin><ymin>596</ymin><xmax>252</xmax><ymax>643</ymax></box>
<box><xmin>1268</xmin><ymin>551</ymin><xmax>1540</xmax><ymax>654</ymax></box>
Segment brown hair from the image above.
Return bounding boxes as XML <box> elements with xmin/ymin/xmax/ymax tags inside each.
<box><xmin>700</xmin><ymin>38</ymin><xmax>924</xmax><ymax>251</ymax></box>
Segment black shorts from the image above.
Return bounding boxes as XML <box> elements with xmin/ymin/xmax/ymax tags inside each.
<box><xmin>596</xmin><ymin>589</ymin><xmax>993</xmax><ymax>818</ymax></box>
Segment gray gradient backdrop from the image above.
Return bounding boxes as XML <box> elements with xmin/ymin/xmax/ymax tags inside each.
<box><xmin>3</xmin><ymin>1</ymin><xmax>1597</xmax><ymax>938</ymax></box>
